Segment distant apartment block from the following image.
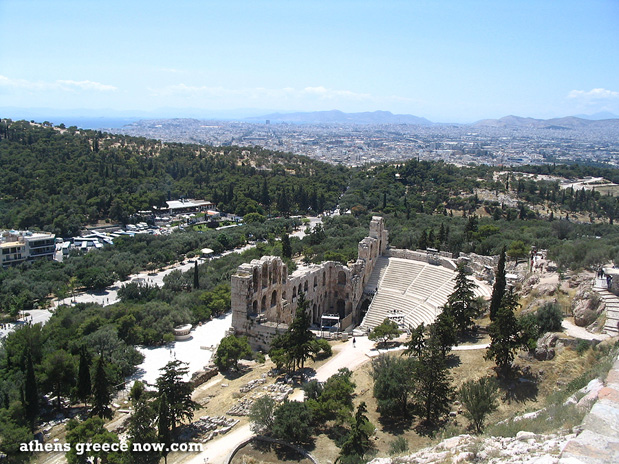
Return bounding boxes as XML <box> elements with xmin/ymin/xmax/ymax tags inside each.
<box><xmin>1</xmin><ymin>231</ymin><xmax>56</xmax><ymax>267</ymax></box>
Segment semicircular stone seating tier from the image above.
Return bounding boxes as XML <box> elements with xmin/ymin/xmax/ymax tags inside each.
<box><xmin>360</xmin><ymin>257</ymin><xmax>488</xmax><ymax>332</ymax></box>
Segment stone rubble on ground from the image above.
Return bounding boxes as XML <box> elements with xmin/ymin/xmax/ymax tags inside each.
<box><xmin>178</xmin><ymin>415</ymin><xmax>239</xmax><ymax>443</ymax></box>
<box><xmin>227</xmin><ymin>382</ymin><xmax>294</xmax><ymax>416</ymax></box>
<box><xmin>239</xmin><ymin>377</ymin><xmax>267</xmax><ymax>393</ymax></box>
<box><xmin>367</xmin><ymin>431</ymin><xmax>575</xmax><ymax>464</ymax></box>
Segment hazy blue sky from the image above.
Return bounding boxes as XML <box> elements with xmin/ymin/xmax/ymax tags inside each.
<box><xmin>1</xmin><ymin>0</ymin><xmax>618</xmax><ymax>122</ymax></box>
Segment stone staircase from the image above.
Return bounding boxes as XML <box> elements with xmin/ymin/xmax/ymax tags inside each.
<box><xmin>594</xmin><ymin>288</ymin><xmax>619</xmax><ymax>336</ymax></box>
<box><xmin>363</xmin><ymin>256</ymin><xmax>390</xmax><ymax>293</ymax></box>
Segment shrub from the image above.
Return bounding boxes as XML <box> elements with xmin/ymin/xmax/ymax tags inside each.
<box><xmin>536</xmin><ymin>302</ymin><xmax>563</xmax><ymax>334</ymax></box>
<box><xmin>312</xmin><ymin>338</ymin><xmax>333</xmax><ymax>359</ymax></box>
<box><xmin>576</xmin><ymin>340</ymin><xmax>590</xmax><ymax>356</ymax></box>
<box><xmin>271</xmin><ymin>401</ymin><xmax>314</xmax><ymax>444</ymax></box>
<box><xmin>459</xmin><ymin>376</ymin><xmax>499</xmax><ymax>434</ymax></box>
<box><xmin>388</xmin><ymin>436</ymin><xmax>408</xmax><ymax>455</ymax></box>
<box><xmin>248</xmin><ymin>396</ymin><xmax>276</xmax><ymax>433</ymax></box>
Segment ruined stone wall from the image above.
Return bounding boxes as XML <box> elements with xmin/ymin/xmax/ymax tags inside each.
<box><xmin>385</xmin><ymin>248</ymin><xmax>456</xmax><ymax>270</ymax></box>
<box><xmin>457</xmin><ymin>252</ymin><xmax>499</xmax><ymax>282</ymax></box>
<box><xmin>231</xmin><ymin>217</ymin><xmax>387</xmax><ymax>349</ymax></box>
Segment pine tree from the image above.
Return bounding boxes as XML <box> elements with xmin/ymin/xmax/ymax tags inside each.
<box><xmin>338</xmin><ymin>402</ymin><xmax>374</xmax><ymax>463</ymax></box>
<box><xmin>489</xmin><ymin>247</ymin><xmax>507</xmax><ymax>321</ymax></box>
<box><xmin>429</xmin><ymin>311</ymin><xmax>457</xmax><ymax>357</ymax></box>
<box><xmin>413</xmin><ymin>332</ymin><xmax>453</xmax><ymax>426</ymax></box>
<box><xmin>444</xmin><ymin>262</ymin><xmax>478</xmax><ymax>335</ymax></box>
<box><xmin>91</xmin><ymin>356</ymin><xmax>112</xmax><ymax>419</ymax></box>
<box><xmin>156</xmin><ymin>360</ymin><xmax>197</xmax><ymax>436</ymax></box>
<box><xmin>288</xmin><ymin>293</ymin><xmax>315</xmax><ymax>370</ymax></box>
<box><xmin>128</xmin><ymin>398</ymin><xmax>159</xmax><ymax>464</ymax></box>
<box><xmin>485</xmin><ymin>289</ymin><xmax>522</xmax><ymax>377</ymax></box>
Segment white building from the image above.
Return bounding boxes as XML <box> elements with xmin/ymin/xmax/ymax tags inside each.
<box><xmin>1</xmin><ymin>231</ymin><xmax>56</xmax><ymax>267</ymax></box>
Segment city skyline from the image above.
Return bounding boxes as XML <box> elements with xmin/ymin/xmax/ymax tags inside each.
<box><xmin>1</xmin><ymin>0</ymin><xmax>618</xmax><ymax>123</ymax></box>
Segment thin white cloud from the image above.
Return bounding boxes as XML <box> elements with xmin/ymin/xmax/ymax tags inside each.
<box><xmin>568</xmin><ymin>88</ymin><xmax>619</xmax><ymax>100</ymax></box>
<box><xmin>159</xmin><ymin>67</ymin><xmax>186</xmax><ymax>74</ymax></box>
<box><xmin>149</xmin><ymin>84</ymin><xmax>403</xmax><ymax>104</ymax></box>
<box><xmin>0</xmin><ymin>75</ymin><xmax>116</xmax><ymax>92</ymax></box>
<box><xmin>57</xmin><ymin>80</ymin><xmax>117</xmax><ymax>92</ymax></box>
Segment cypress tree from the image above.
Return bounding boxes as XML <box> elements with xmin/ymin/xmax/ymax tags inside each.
<box><xmin>91</xmin><ymin>356</ymin><xmax>112</xmax><ymax>419</ymax></box>
<box><xmin>193</xmin><ymin>260</ymin><xmax>199</xmax><ymax>290</ymax></box>
<box><xmin>77</xmin><ymin>347</ymin><xmax>91</xmax><ymax>405</ymax></box>
<box><xmin>24</xmin><ymin>350</ymin><xmax>39</xmax><ymax>430</ymax></box>
<box><xmin>489</xmin><ymin>247</ymin><xmax>507</xmax><ymax>321</ymax></box>
<box><xmin>157</xmin><ymin>393</ymin><xmax>171</xmax><ymax>464</ymax></box>
<box><xmin>281</xmin><ymin>233</ymin><xmax>292</xmax><ymax>259</ymax></box>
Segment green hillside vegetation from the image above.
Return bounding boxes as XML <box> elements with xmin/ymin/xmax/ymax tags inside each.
<box><xmin>2</xmin><ymin>120</ymin><xmax>619</xmax><ymax>462</ymax></box>
<box><xmin>0</xmin><ymin>119</ymin><xmax>349</xmax><ymax>235</ymax></box>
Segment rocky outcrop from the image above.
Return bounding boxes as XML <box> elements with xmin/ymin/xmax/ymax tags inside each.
<box><xmin>367</xmin><ymin>431</ymin><xmax>575</xmax><ymax>464</ymax></box>
<box><xmin>535</xmin><ymin>332</ymin><xmax>560</xmax><ymax>361</ymax></box>
<box><xmin>572</xmin><ymin>287</ymin><xmax>605</xmax><ymax>327</ymax></box>
<box><xmin>559</xmin><ymin>353</ymin><xmax>619</xmax><ymax>463</ymax></box>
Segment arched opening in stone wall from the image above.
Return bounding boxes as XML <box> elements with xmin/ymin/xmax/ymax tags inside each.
<box><xmin>262</xmin><ymin>263</ymin><xmax>268</xmax><ymax>288</ymax></box>
<box><xmin>298</xmin><ymin>283</ymin><xmax>302</xmax><ymax>296</ymax></box>
<box><xmin>282</xmin><ymin>291</ymin><xmax>287</xmax><ymax>301</ymax></box>
<box><xmin>336</xmin><ymin>299</ymin><xmax>345</xmax><ymax>319</ymax></box>
<box><xmin>253</xmin><ymin>269</ymin><xmax>259</xmax><ymax>291</ymax></box>
<box><xmin>314</xmin><ymin>276</ymin><xmax>317</xmax><ymax>288</ymax></box>
<box><xmin>271</xmin><ymin>290</ymin><xmax>277</xmax><ymax>307</ymax></box>
<box><xmin>304</xmin><ymin>281</ymin><xmax>308</xmax><ymax>293</ymax></box>
<box><xmin>338</xmin><ymin>271</ymin><xmax>347</xmax><ymax>285</ymax></box>
<box><xmin>251</xmin><ymin>300</ymin><xmax>258</xmax><ymax>315</ymax></box>
<box><xmin>292</xmin><ymin>287</ymin><xmax>297</xmax><ymax>299</ymax></box>
<box><xmin>322</xmin><ymin>271</ymin><xmax>326</xmax><ymax>286</ymax></box>
<box><xmin>261</xmin><ymin>295</ymin><xmax>267</xmax><ymax>313</ymax></box>
<box><xmin>313</xmin><ymin>303</ymin><xmax>318</xmax><ymax>324</ymax></box>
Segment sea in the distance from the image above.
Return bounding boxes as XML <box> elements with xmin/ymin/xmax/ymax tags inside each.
<box><xmin>44</xmin><ymin>116</ymin><xmax>140</xmax><ymax>130</ymax></box>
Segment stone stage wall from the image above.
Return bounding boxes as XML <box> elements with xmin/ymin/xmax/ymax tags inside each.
<box><xmin>231</xmin><ymin>217</ymin><xmax>388</xmax><ymax>350</ymax></box>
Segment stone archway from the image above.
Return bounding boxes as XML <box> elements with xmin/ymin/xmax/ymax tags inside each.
<box><xmin>336</xmin><ymin>299</ymin><xmax>345</xmax><ymax>318</ymax></box>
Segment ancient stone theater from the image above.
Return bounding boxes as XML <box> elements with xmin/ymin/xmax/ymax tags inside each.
<box><xmin>231</xmin><ymin>216</ymin><xmax>492</xmax><ymax>350</ymax></box>
<box><xmin>231</xmin><ymin>217</ymin><xmax>388</xmax><ymax>350</ymax></box>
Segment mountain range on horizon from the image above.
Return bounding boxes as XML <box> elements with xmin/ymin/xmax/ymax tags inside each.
<box><xmin>1</xmin><ymin>107</ymin><xmax>619</xmax><ymax>130</ymax></box>
<box><xmin>245</xmin><ymin>109</ymin><xmax>434</xmax><ymax>125</ymax></box>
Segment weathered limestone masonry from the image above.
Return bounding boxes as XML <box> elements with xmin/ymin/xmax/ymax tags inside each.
<box><xmin>231</xmin><ymin>217</ymin><xmax>389</xmax><ymax>350</ymax></box>
<box><xmin>386</xmin><ymin>248</ymin><xmax>456</xmax><ymax>270</ymax></box>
